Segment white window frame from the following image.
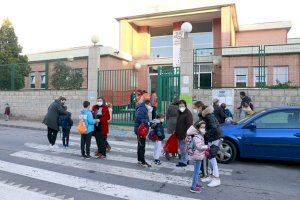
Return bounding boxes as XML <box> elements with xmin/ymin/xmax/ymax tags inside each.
<box><xmin>273</xmin><ymin>66</ymin><xmax>289</xmax><ymax>85</ymax></box>
<box><xmin>234</xmin><ymin>67</ymin><xmax>248</xmax><ymax>87</ymax></box>
<box><xmin>253</xmin><ymin>67</ymin><xmax>268</xmax><ymax>87</ymax></box>
<box><xmin>30</xmin><ymin>73</ymin><xmax>35</xmax><ymax>84</ymax></box>
<box><xmin>194</xmin><ymin>63</ymin><xmax>212</xmax><ymax>88</ymax></box>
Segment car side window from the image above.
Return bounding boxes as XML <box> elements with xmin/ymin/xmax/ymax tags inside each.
<box><xmin>254</xmin><ymin>110</ymin><xmax>300</xmax><ymax>129</ymax></box>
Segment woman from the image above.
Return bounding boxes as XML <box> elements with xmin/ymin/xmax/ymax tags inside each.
<box><xmin>166</xmin><ymin>97</ymin><xmax>179</xmax><ymax>135</ymax></box>
<box><xmin>175</xmin><ymin>100</ymin><xmax>193</xmax><ymax>167</ymax></box>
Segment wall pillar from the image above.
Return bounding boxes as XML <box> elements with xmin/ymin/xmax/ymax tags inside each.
<box><xmin>88</xmin><ymin>46</ymin><xmax>100</xmax><ymax>102</ymax></box>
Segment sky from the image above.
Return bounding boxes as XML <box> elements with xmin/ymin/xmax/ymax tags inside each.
<box><xmin>0</xmin><ymin>0</ymin><xmax>299</xmax><ymax>54</ymax></box>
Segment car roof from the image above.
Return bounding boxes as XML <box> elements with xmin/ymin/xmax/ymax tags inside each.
<box><xmin>265</xmin><ymin>106</ymin><xmax>300</xmax><ymax>111</ymax></box>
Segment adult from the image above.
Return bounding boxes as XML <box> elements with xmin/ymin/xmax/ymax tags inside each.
<box><xmin>175</xmin><ymin>100</ymin><xmax>193</xmax><ymax>167</ymax></box>
<box><xmin>150</xmin><ymin>90</ymin><xmax>158</xmax><ymax>120</ymax></box>
<box><xmin>213</xmin><ymin>99</ymin><xmax>227</xmax><ymax>124</ymax></box>
<box><xmin>238</xmin><ymin>92</ymin><xmax>253</xmax><ymax>119</ymax></box>
<box><xmin>201</xmin><ymin>105</ymin><xmax>222</xmax><ymax>187</ymax></box>
<box><xmin>43</xmin><ymin>96</ymin><xmax>70</xmax><ymax>147</ymax></box>
<box><xmin>192</xmin><ymin>101</ymin><xmax>205</xmax><ymax>122</ymax></box>
<box><xmin>92</xmin><ymin>97</ymin><xmax>110</xmax><ymax>159</ymax></box>
<box><xmin>134</xmin><ymin>99</ymin><xmax>152</xmax><ymax>167</ymax></box>
<box><xmin>221</xmin><ymin>103</ymin><xmax>233</xmax><ymax>118</ymax></box>
<box><xmin>166</xmin><ymin>97</ymin><xmax>179</xmax><ymax>135</ymax></box>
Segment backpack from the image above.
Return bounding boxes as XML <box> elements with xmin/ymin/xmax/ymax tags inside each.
<box><xmin>77</xmin><ymin>118</ymin><xmax>87</xmax><ymax>134</ymax></box>
<box><xmin>186</xmin><ymin>135</ymin><xmax>196</xmax><ymax>156</ymax></box>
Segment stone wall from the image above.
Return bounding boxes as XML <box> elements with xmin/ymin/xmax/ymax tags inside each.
<box><xmin>0</xmin><ymin>90</ymin><xmax>88</xmax><ymax>121</ymax></box>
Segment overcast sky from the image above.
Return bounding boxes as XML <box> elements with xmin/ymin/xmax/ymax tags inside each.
<box><xmin>0</xmin><ymin>0</ymin><xmax>299</xmax><ymax>54</ymax></box>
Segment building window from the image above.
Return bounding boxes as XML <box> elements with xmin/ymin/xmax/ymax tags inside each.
<box><xmin>193</xmin><ymin>64</ymin><xmax>212</xmax><ymax>89</ymax></box>
<box><xmin>234</xmin><ymin>68</ymin><xmax>248</xmax><ymax>88</ymax></box>
<box><xmin>30</xmin><ymin>72</ymin><xmax>35</xmax><ymax>88</ymax></box>
<box><xmin>40</xmin><ymin>72</ymin><xmax>46</xmax><ymax>88</ymax></box>
<box><xmin>150</xmin><ymin>26</ymin><xmax>173</xmax><ymax>58</ymax></box>
<box><xmin>191</xmin><ymin>22</ymin><xmax>213</xmax><ymax>55</ymax></box>
<box><xmin>254</xmin><ymin>67</ymin><xmax>267</xmax><ymax>87</ymax></box>
<box><xmin>274</xmin><ymin>66</ymin><xmax>289</xmax><ymax>85</ymax></box>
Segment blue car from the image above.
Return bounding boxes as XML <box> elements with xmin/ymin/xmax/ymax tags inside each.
<box><xmin>217</xmin><ymin>106</ymin><xmax>300</xmax><ymax>163</ymax></box>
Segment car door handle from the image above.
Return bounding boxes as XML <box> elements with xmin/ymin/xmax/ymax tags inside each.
<box><xmin>294</xmin><ymin>133</ymin><xmax>300</xmax><ymax>137</ymax></box>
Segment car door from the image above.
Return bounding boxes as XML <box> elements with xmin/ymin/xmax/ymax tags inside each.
<box><xmin>241</xmin><ymin>109</ymin><xmax>300</xmax><ymax>161</ymax></box>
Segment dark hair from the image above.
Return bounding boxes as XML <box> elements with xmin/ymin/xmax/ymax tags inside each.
<box><xmin>173</xmin><ymin>97</ymin><xmax>179</xmax><ymax>105</ymax></box>
<box><xmin>194</xmin><ymin>101</ymin><xmax>204</xmax><ymax>108</ymax></box>
<box><xmin>220</xmin><ymin>103</ymin><xmax>226</xmax><ymax>109</ymax></box>
<box><xmin>151</xmin><ymin>90</ymin><xmax>156</xmax><ymax>94</ymax></box>
<box><xmin>156</xmin><ymin>113</ymin><xmax>164</xmax><ymax>119</ymax></box>
<box><xmin>240</xmin><ymin>91</ymin><xmax>246</xmax><ymax>97</ymax></box>
<box><xmin>58</xmin><ymin>96</ymin><xmax>66</xmax><ymax>101</ymax></box>
<box><xmin>202</xmin><ymin>105</ymin><xmax>208</xmax><ymax>110</ymax></box>
<box><xmin>97</xmin><ymin>97</ymin><xmax>106</xmax><ymax>104</ymax></box>
<box><xmin>178</xmin><ymin>100</ymin><xmax>187</xmax><ymax>107</ymax></box>
<box><xmin>194</xmin><ymin>120</ymin><xmax>206</xmax><ymax>129</ymax></box>
<box><xmin>83</xmin><ymin>101</ymin><xmax>90</xmax><ymax>108</ymax></box>
<box><xmin>144</xmin><ymin>99</ymin><xmax>151</xmax><ymax>104</ymax></box>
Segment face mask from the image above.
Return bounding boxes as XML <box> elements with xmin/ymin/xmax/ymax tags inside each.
<box><xmin>97</xmin><ymin>102</ymin><xmax>103</xmax><ymax>106</ymax></box>
<box><xmin>179</xmin><ymin>107</ymin><xmax>186</xmax><ymax>113</ymax></box>
<box><xmin>200</xmin><ymin>128</ymin><xmax>206</xmax><ymax>134</ymax></box>
<box><xmin>146</xmin><ymin>105</ymin><xmax>153</xmax><ymax>112</ymax></box>
<box><xmin>193</xmin><ymin>109</ymin><xmax>198</xmax><ymax>114</ymax></box>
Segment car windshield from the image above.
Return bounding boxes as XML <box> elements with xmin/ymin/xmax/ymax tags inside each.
<box><xmin>235</xmin><ymin>109</ymin><xmax>267</xmax><ymax>125</ymax></box>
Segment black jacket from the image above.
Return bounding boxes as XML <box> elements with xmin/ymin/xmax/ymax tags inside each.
<box><xmin>175</xmin><ymin>108</ymin><xmax>193</xmax><ymax>140</ymax></box>
<box><xmin>202</xmin><ymin>106</ymin><xmax>223</xmax><ymax>142</ymax></box>
<box><xmin>213</xmin><ymin>105</ymin><xmax>227</xmax><ymax>124</ymax></box>
<box><xmin>239</xmin><ymin>96</ymin><xmax>252</xmax><ymax>109</ymax></box>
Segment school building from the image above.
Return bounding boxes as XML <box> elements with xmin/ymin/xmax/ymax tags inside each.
<box><xmin>26</xmin><ymin>2</ymin><xmax>300</xmax><ymax>92</ymax></box>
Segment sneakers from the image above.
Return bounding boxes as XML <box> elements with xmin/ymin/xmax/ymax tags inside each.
<box><xmin>137</xmin><ymin>161</ymin><xmax>142</xmax><ymax>165</ymax></box>
<box><xmin>207</xmin><ymin>178</ymin><xmax>221</xmax><ymax>187</ymax></box>
<box><xmin>176</xmin><ymin>162</ymin><xmax>187</xmax><ymax>167</ymax></box>
<box><xmin>201</xmin><ymin>176</ymin><xmax>212</xmax><ymax>183</ymax></box>
<box><xmin>106</xmin><ymin>145</ymin><xmax>111</xmax><ymax>152</ymax></box>
<box><xmin>190</xmin><ymin>187</ymin><xmax>201</xmax><ymax>193</ymax></box>
<box><xmin>141</xmin><ymin>162</ymin><xmax>151</xmax><ymax>168</ymax></box>
<box><xmin>154</xmin><ymin>159</ymin><xmax>161</xmax><ymax>165</ymax></box>
<box><xmin>85</xmin><ymin>155</ymin><xmax>92</xmax><ymax>159</ymax></box>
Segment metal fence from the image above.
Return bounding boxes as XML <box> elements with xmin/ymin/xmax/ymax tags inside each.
<box><xmin>193</xmin><ymin>43</ymin><xmax>300</xmax><ymax>89</ymax></box>
<box><xmin>0</xmin><ymin>63</ymin><xmax>29</xmax><ymax>91</ymax></box>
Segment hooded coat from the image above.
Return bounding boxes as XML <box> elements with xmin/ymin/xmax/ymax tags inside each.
<box><xmin>202</xmin><ymin>106</ymin><xmax>223</xmax><ymax>142</ymax></box>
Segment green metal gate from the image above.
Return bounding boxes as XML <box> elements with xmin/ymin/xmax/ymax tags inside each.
<box><xmin>157</xmin><ymin>67</ymin><xmax>180</xmax><ymax>121</ymax></box>
<box><xmin>98</xmin><ymin>69</ymin><xmax>137</xmax><ymax>126</ymax></box>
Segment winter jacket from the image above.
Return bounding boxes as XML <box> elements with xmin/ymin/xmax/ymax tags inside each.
<box><xmin>92</xmin><ymin>104</ymin><xmax>110</xmax><ymax>135</ymax></box>
<box><xmin>186</xmin><ymin>126</ymin><xmax>208</xmax><ymax>160</ymax></box>
<box><xmin>134</xmin><ymin>103</ymin><xmax>150</xmax><ymax>135</ymax></box>
<box><xmin>213</xmin><ymin>105</ymin><xmax>227</xmax><ymax>124</ymax></box>
<box><xmin>202</xmin><ymin>106</ymin><xmax>223</xmax><ymax>142</ymax></box>
<box><xmin>238</xmin><ymin>96</ymin><xmax>253</xmax><ymax>109</ymax></box>
<box><xmin>4</xmin><ymin>106</ymin><xmax>10</xmax><ymax>115</ymax></box>
<box><xmin>166</xmin><ymin>104</ymin><xmax>179</xmax><ymax>134</ymax></box>
<box><xmin>175</xmin><ymin>108</ymin><xmax>193</xmax><ymax>140</ymax></box>
<box><xmin>43</xmin><ymin>100</ymin><xmax>70</xmax><ymax>131</ymax></box>
<box><xmin>149</xmin><ymin>119</ymin><xmax>165</xmax><ymax>141</ymax></box>
<box><xmin>224</xmin><ymin>108</ymin><xmax>233</xmax><ymax>118</ymax></box>
<box><xmin>58</xmin><ymin>113</ymin><xmax>73</xmax><ymax>130</ymax></box>
<box><xmin>79</xmin><ymin>109</ymin><xmax>97</xmax><ymax>134</ymax></box>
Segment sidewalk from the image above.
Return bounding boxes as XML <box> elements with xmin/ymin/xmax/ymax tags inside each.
<box><xmin>0</xmin><ymin>119</ymin><xmax>137</xmax><ymax>140</ymax></box>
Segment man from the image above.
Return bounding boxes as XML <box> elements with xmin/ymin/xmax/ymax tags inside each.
<box><xmin>43</xmin><ymin>96</ymin><xmax>70</xmax><ymax>147</ymax></box>
<box><xmin>238</xmin><ymin>92</ymin><xmax>253</xmax><ymax>119</ymax></box>
<box><xmin>134</xmin><ymin>99</ymin><xmax>152</xmax><ymax>167</ymax></box>
<box><xmin>150</xmin><ymin>90</ymin><xmax>158</xmax><ymax>120</ymax></box>
<box><xmin>213</xmin><ymin>99</ymin><xmax>227</xmax><ymax>124</ymax></box>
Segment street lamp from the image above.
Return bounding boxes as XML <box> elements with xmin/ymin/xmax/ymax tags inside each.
<box><xmin>91</xmin><ymin>34</ymin><xmax>99</xmax><ymax>46</ymax></box>
<box><xmin>134</xmin><ymin>62</ymin><xmax>141</xmax><ymax>70</ymax></box>
<box><xmin>181</xmin><ymin>22</ymin><xmax>193</xmax><ymax>33</ymax></box>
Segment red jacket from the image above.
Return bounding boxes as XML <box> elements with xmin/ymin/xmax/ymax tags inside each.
<box><xmin>92</xmin><ymin>105</ymin><xmax>110</xmax><ymax>135</ymax></box>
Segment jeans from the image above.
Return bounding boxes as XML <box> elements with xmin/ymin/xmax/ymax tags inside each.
<box><xmin>179</xmin><ymin>139</ymin><xmax>188</xmax><ymax>164</ymax></box>
<box><xmin>62</xmin><ymin>128</ymin><xmax>70</xmax><ymax>147</ymax></box>
<box><xmin>152</xmin><ymin>106</ymin><xmax>157</xmax><ymax>120</ymax></box>
<box><xmin>192</xmin><ymin>160</ymin><xmax>202</xmax><ymax>188</ymax></box>
<box><xmin>47</xmin><ymin>127</ymin><xmax>58</xmax><ymax>145</ymax></box>
<box><xmin>137</xmin><ymin>137</ymin><xmax>146</xmax><ymax>163</ymax></box>
<box><xmin>81</xmin><ymin>133</ymin><xmax>92</xmax><ymax>156</ymax></box>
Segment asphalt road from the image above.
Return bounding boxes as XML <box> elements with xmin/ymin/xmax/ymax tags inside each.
<box><xmin>0</xmin><ymin>126</ymin><xmax>299</xmax><ymax>200</ymax></box>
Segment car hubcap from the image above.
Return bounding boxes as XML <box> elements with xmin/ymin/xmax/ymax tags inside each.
<box><xmin>217</xmin><ymin>142</ymin><xmax>232</xmax><ymax>162</ymax></box>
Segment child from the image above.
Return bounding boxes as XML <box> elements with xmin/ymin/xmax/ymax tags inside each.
<box><xmin>4</xmin><ymin>103</ymin><xmax>10</xmax><ymax>121</ymax></box>
<box><xmin>221</xmin><ymin>103</ymin><xmax>233</xmax><ymax>124</ymax></box>
<box><xmin>149</xmin><ymin>113</ymin><xmax>165</xmax><ymax>165</ymax></box>
<box><xmin>243</xmin><ymin>103</ymin><xmax>254</xmax><ymax>116</ymax></box>
<box><xmin>186</xmin><ymin>121</ymin><xmax>209</xmax><ymax>193</ymax></box>
<box><xmin>58</xmin><ymin>106</ymin><xmax>73</xmax><ymax>149</ymax></box>
<box><xmin>79</xmin><ymin>101</ymin><xmax>99</xmax><ymax>159</ymax></box>
<box><xmin>106</xmin><ymin>102</ymin><xmax>113</xmax><ymax>152</ymax></box>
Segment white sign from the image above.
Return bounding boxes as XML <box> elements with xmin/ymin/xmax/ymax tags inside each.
<box><xmin>212</xmin><ymin>89</ymin><xmax>234</xmax><ymax>113</ymax></box>
<box><xmin>88</xmin><ymin>91</ymin><xmax>96</xmax><ymax>99</ymax></box>
<box><xmin>183</xmin><ymin>76</ymin><xmax>189</xmax><ymax>85</ymax></box>
<box><xmin>173</xmin><ymin>30</ymin><xmax>183</xmax><ymax>67</ymax></box>
<box><xmin>181</xmin><ymin>86</ymin><xmax>190</xmax><ymax>94</ymax></box>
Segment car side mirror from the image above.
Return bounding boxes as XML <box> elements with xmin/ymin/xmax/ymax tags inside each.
<box><xmin>245</xmin><ymin>122</ymin><xmax>256</xmax><ymax>129</ymax></box>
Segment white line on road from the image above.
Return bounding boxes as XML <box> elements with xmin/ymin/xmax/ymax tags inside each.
<box><xmin>11</xmin><ymin>151</ymin><xmax>192</xmax><ymax>187</ymax></box>
<box><xmin>0</xmin><ymin>160</ymin><xmax>200</xmax><ymax>200</ymax></box>
<box><xmin>0</xmin><ymin>181</ymin><xmax>60</xmax><ymax>200</ymax></box>
<box><xmin>24</xmin><ymin>143</ymin><xmax>233</xmax><ymax>175</ymax></box>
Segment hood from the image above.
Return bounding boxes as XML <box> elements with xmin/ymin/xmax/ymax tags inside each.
<box><xmin>187</xmin><ymin>126</ymin><xmax>198</xmax><ymax>136</ymax></box>
<box><xmin>136</xmin><ymin>102</ymin><xmax>146</xmax><ymax>110</ymax></box>
<box><xmin>81</xmin><ymin>109</ymin><xmax>90</xmax><ymax>115</ymax></box>
<box><xmin>202</xmin><ymin>106</ymin><xmax>214</xmax><ymax>117</ymax></box>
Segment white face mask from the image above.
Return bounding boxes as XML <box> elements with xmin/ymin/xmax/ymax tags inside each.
<box><xmin>193</xmin><ymin>109</ymin><xmax>198</xmax><ymax>114</ymax></box>
<box><xmin>97</xmin><ymin>101</ymin><xmax>103</xmax><ymax>106</ymax></box>
<box><xmin>146</xmin><ymin>105</ymin><xmax>153</xmax><ymax>112</ymax></box>
<box><xmin>200</xmin><ymin>128</ymin><xmax>206</xmax><ymax>134</ymax></box>
<box><xmin>179</xmin><ymin>107</ymin><xmax>186</xmax><ymax>113</ymax></box>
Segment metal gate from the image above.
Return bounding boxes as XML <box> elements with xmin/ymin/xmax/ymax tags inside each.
<box><xmin>98</xmin><ymin>69</ymin><xmax>137</xmax><ymax>126</ymax></box>
<box><xmin>157</xmin><ymin>67</ymin><xmax>180</xmax><ymax>121</ymax></box>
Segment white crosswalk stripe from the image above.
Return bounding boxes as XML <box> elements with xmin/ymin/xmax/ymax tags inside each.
<box><xmin>24</xmin><ymin>142</ymin><xmax>233</xmax><ymax>175</ymax></box>
<box><xmin>0</xmin><ymin>160</ymin><xmax>200</xmax><ymax>200</ymax></box>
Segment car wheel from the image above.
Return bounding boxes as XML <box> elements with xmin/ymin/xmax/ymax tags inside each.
<box><xmin>217</xmin><ymin>140</ymin><xmax>237</xmax><ymax>164</ymax></box>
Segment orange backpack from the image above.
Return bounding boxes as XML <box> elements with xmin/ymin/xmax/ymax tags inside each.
<box><xmin>77</xmin><ymin>119</ymin><xmax>87</xmax><ymax>134</ymax></box>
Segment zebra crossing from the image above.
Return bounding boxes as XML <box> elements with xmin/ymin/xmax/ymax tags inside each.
<box><xmin>0</xmin><ymin>135</ymin><xmax>234</xmax><ymax>200</ymax></box>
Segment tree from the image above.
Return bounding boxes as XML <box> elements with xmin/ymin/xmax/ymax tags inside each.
<box><xmin>0</xmin><ymin>18</ymin><xmax>30</xmax><ymax>90</ymax></box>
<box><xmin>51</xmin><ymin>61</ymin><xmax>83</xmax><ymax>90</ymax></box>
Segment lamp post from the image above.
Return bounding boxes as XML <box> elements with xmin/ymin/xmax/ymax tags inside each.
<box><xmin>88</xmin><ymin>34</ymin><xmax>100</xmax><ymax>101</ymax></box>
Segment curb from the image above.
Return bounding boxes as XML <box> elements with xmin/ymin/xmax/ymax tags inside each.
<box><xmin>0</xmin><ymin>124</ymin><xmax>138</xmax><ymax>141</ymax></box>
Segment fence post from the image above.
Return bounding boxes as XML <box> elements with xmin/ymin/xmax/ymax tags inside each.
<box><xmin>10</xmin><ymin>64</ymin><xmax>15</xmax><ymax>90</ymax></box>
<box><xmin>45</xmin><ymin>60</ymin><xmax>49</xmax><ymax>89</ymax></box>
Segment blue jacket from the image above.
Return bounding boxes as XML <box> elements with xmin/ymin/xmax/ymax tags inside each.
<box><xmin>134</xmin><ymin>103</ymin><xmax>149</xmax><ymax>135</ymax></box>
<box><xmin>58</xmin><ymin>114</ymin><xmax>73</xmax><ymax>130</ymax></box>
<box><xmin>224</xmin><ymin>109</ymin><xmax>233</xmax><ymax>118</ymax></box>
<box><xmin>149</xmin><ymin>119</ymin><xmax>165</xmax><ymax>141</ymax></box>
<box><xmin>79</xmin><ymin>109</ymin><xmax>96</xmax><ymax>134</ymax></box>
